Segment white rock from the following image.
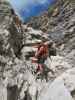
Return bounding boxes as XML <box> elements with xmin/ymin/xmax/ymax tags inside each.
<box><xmin>24</xmin><ymin>71</ymin><xmax>35</xmax><ymax>84</ymax></box>
<box><xmin>20</xmin><ymin>82</ymin><xmax>28</xmax><ymax>100</ymax></box>
<box><xmin>50</xmin><ymin>55</ymin><xmax>72</xmax><ymax>70</ymax></box>
<box><xmin>29</xmin><ymin>82</ymin><xmax>37</xmax><ymax>96</ymax></box>
<box><xmin>38</xmin><ymin>77</ymin><xmax>73</xmax><ymax>100</ymax></box>
<box><xmin>44</xmin><ymin>57</ymin><xmax>51</xmax><ymax>69</ymax></box>
<box><xmin>0</xmin><ymin>81</ymin><xmax>7</xmax><ymax>100</ymax></box>
<box><xmin>38</xmin><ymin>68</ymin><xmax>75</xmax><ymax>100</ymax></box>
<box><xmin>21</xmin><ymin>46</ymin><xmax>37</xmax><ymax>53</ymax></box>
<box><xmin>28</xmin><ymin>28</ymin><xmax>42</xmax><ymax>35</ymax></box>
<box><xmin>25</xmin><ymin>39</ymin><xmax>42</xmax><ymax>44</ymax></box>
<box><xmin>61</xmin><ymin>68</ymin><xmax>75</xmax><ymax>92</ymax></box>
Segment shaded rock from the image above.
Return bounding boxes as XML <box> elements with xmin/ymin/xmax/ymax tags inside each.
<box><xmin>8</xmin><ymin>22</ymin><xmax>23</xmax><ymax>58</ymax></box>
<box><xmin>0</xmin><ymin>29</ymin><xmax>10</xmax><ymax>55</ymax></box>
<box><xmin>7</xmin><ymin>84</ymin><xmax>18</xmax><ymax>100</ymax></box>
<box><xmin>24</xmin><ymin>89</ymin><xmax>32</xmax><ymax>100</ymax></box>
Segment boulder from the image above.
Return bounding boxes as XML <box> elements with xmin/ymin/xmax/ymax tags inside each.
<box><xmin>38</xmin><ymin>77</ymin><xmax>73</xmax><ymax>100</ymax></box>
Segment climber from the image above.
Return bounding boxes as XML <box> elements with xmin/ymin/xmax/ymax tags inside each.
<box><xmin>35</xmin><ymin>42</ymin><xmax>48</xmax><ymax>73</ymax></box>
<box><xmin>32</xmin><ymin>40</ymin><xmax>56</xmax><ymax>74</ymax></box>
<box><xmin>32</xmin><ymin>41</ymin><xmax>50</xmax><ymax>73</ymax></box>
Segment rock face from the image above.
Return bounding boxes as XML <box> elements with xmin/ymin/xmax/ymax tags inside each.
<box><xmin>0</xmin><ymin>0</ymin><xmax>75</xmax><ymax>100</ymax></box>
<box><xmin>38</xmin><ymin>77</ymin><xmax>73</xmax><ymax>100</ymax></box>
<box><xmin>60</xmin><ymin>68</ymin><xmax>75</xmax><ymax>93</ymax></box>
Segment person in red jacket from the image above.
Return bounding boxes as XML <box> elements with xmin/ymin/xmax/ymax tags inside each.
<box><xmin>31</xmin><ymin>40</ymin><xmax>56</xmax><ymax>81</ymax></box>
<box><xmin>34</xmin><ymin>41</ymin><xmax>52</xmax><ymax>73</ymax></box>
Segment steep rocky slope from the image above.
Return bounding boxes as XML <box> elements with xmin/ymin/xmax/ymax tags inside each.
<box><xmin>0</xmin><ymin>0</ymin><xmax>75</xmax><ymax>100</ymax></box>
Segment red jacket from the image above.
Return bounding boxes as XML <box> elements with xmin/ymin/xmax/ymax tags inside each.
<box><xmin>35</xmin><ymin>44</ymin><xmax>48</xmax><ymax>58</ymax></box>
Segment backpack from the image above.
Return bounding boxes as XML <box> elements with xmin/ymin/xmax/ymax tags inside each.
<box><xmin>37</xmin><ymin>44</ymin><xmax>48</xmax><ymax>58</ymax></box>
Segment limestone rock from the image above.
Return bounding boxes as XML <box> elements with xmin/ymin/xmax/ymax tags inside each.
<box><xmin>38</xmin><ymin>77</ymin><xmax>73</xmax><ymax>100</ymax></box>
<box><xmin>0</xmin><ymin>80</ymin><xmax>7</xmax><ymax>100</ymax></box>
